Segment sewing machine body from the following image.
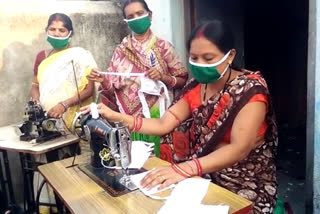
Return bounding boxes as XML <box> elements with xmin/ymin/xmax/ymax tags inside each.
<box><xmin>73</xmin><ymin>113</ymin><xmax>140</xmax><ymax>196</ymax></box>
<box><xmin>18</xmin><ymin>101</ymin><xmax>62</xmax><ymax>143</ymax></box>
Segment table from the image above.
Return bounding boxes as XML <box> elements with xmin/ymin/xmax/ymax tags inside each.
<box><xmin>0</xmin><ymin>125</ymin><xmax>79</xmax><ymax>213</ymax></box>
<box><xmin>38</xmin><ymin>154</ymin><xmax>253</xmax><ymax>214</ymax></box>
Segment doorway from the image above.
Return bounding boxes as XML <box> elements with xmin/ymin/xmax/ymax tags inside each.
<box><xmin>189</xmin><ymin>0</ymin><xmax>309</xmax><ymax>213</ymax></box>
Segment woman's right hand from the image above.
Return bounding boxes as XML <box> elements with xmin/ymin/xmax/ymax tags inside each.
<box><xmin>80</xmin><ymin>103</ymin><xmax>118</xmax><ymax>121</ymax></box>
<box><xmin>86</xmin><ymin>68</ymin><xmax>104</xmax><ymax>83</ymax></box>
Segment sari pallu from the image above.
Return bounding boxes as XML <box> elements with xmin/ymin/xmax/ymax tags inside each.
<box><xmin>160</xmin><ymin>71</ymin><xmax>278</xmax><ymax>214</ymax></box>
<box><xmin>37</xmin><ymin>47</ymin><xmax>97</xmax><ymax>129</ymax></box>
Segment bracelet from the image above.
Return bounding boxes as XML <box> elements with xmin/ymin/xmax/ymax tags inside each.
<box><xmin>193</xmin><ymin>158</ymin><xmax>203</xmax><ymax>176</ymax></box>
<box><xmin>171</xmin><ymin>76</ymin><xmax>177</xmax><ymax>88</ymax></box>
<box><xmin>186</xmin><ymin>161</ymin><xmax>197</xmax><ymax>176</ymax></box>
<box><xmin>171</xmin><ymin>163</ymin><xmax>192</xmax><ymax>178</ymax></box>
<box><xmin>130</xmin><ymin>116</ymin><xmax>137</xmax><ymax>132</ymax></box>
<box><xmin>59</xmin><ymin>101</ymin><xmax>69</xmax><ymax>111</ymax></box>
<box><xmin>32</xmin><ymin>82</ymin><xmax>39</xmax><ymax>86</ymax></box>
<box><xmin>135</xmin><ymin>116</ymin><xmax>143</xmax><ymax>132</ymax></box>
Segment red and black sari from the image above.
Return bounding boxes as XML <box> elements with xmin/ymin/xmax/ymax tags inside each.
<box><xmin>160</xmin><ymin>70</ymin><xmax>278</xmax><ymax>214</ymax></box>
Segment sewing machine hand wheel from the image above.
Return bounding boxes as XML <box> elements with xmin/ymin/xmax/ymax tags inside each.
<box><xmin>71</xmin><ymin>112</ymin><xmax>90</xmax><ymax>141</ymax></box>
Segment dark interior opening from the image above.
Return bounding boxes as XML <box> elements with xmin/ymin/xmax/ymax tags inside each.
<box><xmin>191</xmin><ymin>0</ymin><xmax>309</xmax><ymax>212</ymax></box>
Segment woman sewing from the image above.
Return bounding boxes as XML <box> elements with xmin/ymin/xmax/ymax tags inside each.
<box><xmin>30</xmin><ymin>13</ymin><xmax>96</xmax><ymax>129</ymax></box>
<box><xmin>82</xmin><ymin>20</ymin><xmax>278</xmax><ymax>213</ymax></box>
<box><xmin>87</xmin><ymin>0</ymin><xmax>188</xmax><ymax>157</ymax></box>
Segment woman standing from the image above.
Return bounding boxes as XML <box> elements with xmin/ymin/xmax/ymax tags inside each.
<box><xmin>88</xmin><ymin>0</ymin><xmax>188</xmax><ymax>156</ymax></box>
<box><xmin>31</xmin><ymin>13</ymin><xmax>96</xmax><ymax>129</ymax></box>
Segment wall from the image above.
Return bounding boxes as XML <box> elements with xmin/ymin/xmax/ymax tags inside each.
<box><xmin>307</xmin><ymin>0</ymin><xmax>320</xmax><ymax>212</ymax></box>
<box><xmin>0</xmin><ymin>0</ymin><xmax>127</xmax><ymax>127</ymax></box>
<box><xmin>145</xmin><ymin>0</ymin><xmax>188</xmax><ymax>65</ymax></box>
<box><xmin>0</xmin><ymin>0</ymin><xmax>126</xmax><ymax>203</ymax></box>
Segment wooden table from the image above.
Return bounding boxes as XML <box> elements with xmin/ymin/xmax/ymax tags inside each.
<box><xmin>0</xmin><ymin>125</ymin><xmax>80</xmax><ymax>212</ymax></box>
<box><xmin>38</xmin><ymin>154</ymin><xmax>252</xmax><ymax>214</ymax></box>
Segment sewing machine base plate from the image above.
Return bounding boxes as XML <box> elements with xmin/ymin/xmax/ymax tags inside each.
<box><xmin>78</xmin><ymin>164</ymin><xmax>144</xmax><ymax>197</ymax></box>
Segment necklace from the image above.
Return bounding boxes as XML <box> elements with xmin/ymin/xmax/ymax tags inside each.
<box><xmin>202</xmin><ymin>67</ymin><xmax>232</xmax><ymax>104</ymax></box>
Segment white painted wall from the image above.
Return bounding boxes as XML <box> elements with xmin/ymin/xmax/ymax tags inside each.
<box><xmin>145</xmin><ymin>0</ymin><xmax>188</xmax><ymax>65</ymax></box>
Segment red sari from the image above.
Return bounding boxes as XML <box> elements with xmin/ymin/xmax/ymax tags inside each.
<box><xmin>160</xmin><ymin>70</ymin><xmax>278</xmax><ymax>214</ymax></box>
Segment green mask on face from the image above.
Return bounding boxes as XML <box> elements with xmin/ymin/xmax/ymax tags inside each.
<box><xmin>189</xmin><ymin>51</ymin><xmax>231</xmax><ymax>84</ymax></box>
<box><xmin>47</xmin><ymin>31</ymin><xmax>72</xmax><ymax>49</ymax></box>
<box><xmin>124</xmin><ymin>14</ymin><xmax>151</xmax><ymax>35</ymax></box>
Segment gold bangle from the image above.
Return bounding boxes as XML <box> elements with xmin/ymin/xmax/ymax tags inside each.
<box><xmin>32</xmin><ymin>82</ymin><xmax>39</xmax><ymax>86</ymax></box>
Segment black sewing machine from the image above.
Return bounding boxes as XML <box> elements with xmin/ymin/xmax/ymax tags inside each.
<box><xmin>72</xmin><ymin>113</ymin><xmax>141</xmax><ymax>196</ymax></box>
<box><xmin>18</xmin><ymin>101</ymin><xmax>62</xmax><ymax>143</ymax></box>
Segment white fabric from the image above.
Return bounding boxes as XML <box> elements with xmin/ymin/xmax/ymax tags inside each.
<box><xmin>158</xmin><ymin>178</ymin><xmax>229</xmax><ymax>214</ymax></box>
<box><xmin>138</xmin><ymin>77</ymin><xmax>171</xmax><ymax>118</ymax></box>
<box><xmin>130</xmin><ymin>169</ymin><xmax>175</xmax><ymax>200</ymax></box>
<box><xmin>39</xmin><ymin>47</ymin><xmax>97</xmax><ymax>112</ymax></box>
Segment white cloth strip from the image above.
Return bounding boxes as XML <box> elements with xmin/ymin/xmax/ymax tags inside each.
<box><xmin>98</xmin><ymin>71</ymin><xmax>145</xmax><ymax>77</ymax></box>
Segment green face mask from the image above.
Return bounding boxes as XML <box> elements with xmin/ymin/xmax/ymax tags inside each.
<box><xmin>124</xmin><ymin>14</ymin><xmax>151</xmax><ymax>35</ymax></box>
<box><xmin>47</xmin><ymin>31</ymin><xmax>72</xmax><ymax>49</ymax></box>
<box><xmin>189</xmin><ymin>51</ymin><xmax>231</xmax><ymax>84</ymax></box>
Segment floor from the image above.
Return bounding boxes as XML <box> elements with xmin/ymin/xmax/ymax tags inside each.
<box><xmin>277</xmin><ymin>122</ymin><xmax>306</xmax><ymax>214</ymax></box>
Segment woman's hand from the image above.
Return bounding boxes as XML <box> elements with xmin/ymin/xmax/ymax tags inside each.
<box><xmin>47</xmin><ymin>103</ymin><xmax>66</xmax><ymax>118</ymax></box>
<box><xmin>140</xmin><ymin>166</ymin><xmax>186</xmax><ymax>191</ymax></box>
<box><xmin>80</xmin><ymin>103</ymin><xmax>118</xmax><ymax>121</ymax></box>
<box><xmin>147</xmin><ymin>68</ymin><xmax>162</xmax><ymax>81</ymax></box>
<box><xmin>87</xmin><ymin>68</ymin><xmax>104</xmax><ymax>83</ymax></box>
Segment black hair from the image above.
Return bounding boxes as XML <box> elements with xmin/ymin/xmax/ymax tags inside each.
<box><xmin>46</xmin><ymin>13</ymin><xmax>74</xmax><ymax>36</ymax></box>
<box><xmin>187</xmin><ymin>20</ymin><xmax>234</xmax><ymax>54</ymax></box>
<box><xmin>122</xmin><ymin>0</ymin><xmax>151</xmax><ymax>18</ymax></box>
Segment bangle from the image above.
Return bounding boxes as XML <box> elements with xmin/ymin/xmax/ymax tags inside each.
<box><xmin>171</xmin><ymin>76</ymin><xmax>177</xmax><ymax>88</ymax></box>
<box><xmin>59</xmin><ymin>101</ymin><xmax>69</xmax><ymax>111</ymax></box>
<box><xmin>193</xmin><ymin>158</ymin><xmax>203</xmax><ymax>176</ymax></box>
<box><xmin>135</xmin><ymin>116</ymin><xmax>143</xmax><ymax>132</ymax></box>
<box><xmin>171</xmin><ymin>163</ymin><xmax>192</xmax><ymax>178</ymax></box>
<box><xmin>130</xmin><ymin>116</ymin><xmax>136</xmax><ymax>132</ymax></box>
<box><xmin>32</xmin><ymin>82</ymin><xmax>39</xmax><ymax>86</ymax></box>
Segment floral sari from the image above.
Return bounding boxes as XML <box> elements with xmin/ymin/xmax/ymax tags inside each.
<box><xmin>160</xmin><ymin>71</ymin><xmax>278</xmax><ymax>214</ymax></box>
<box><xmin>101</xmin><ymin>32</ymin><xmax>188</xmax><ymax>156</ymax></box>
<box><xmin>37</xmin><ymin>47</ymin><xmax>97</xmax><ymax>128</ymax></box>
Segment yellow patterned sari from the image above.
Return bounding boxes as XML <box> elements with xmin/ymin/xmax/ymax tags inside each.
<box><xmin>37</xmin><ymin>47</ymin><xmax>97</xmax><ymax>128</ymax></box>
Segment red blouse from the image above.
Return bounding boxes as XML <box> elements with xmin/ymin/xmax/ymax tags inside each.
<box><xmin>183</xmin><ymin>84</ymin><xmax>268</xmax><ymax>143</ymax></box>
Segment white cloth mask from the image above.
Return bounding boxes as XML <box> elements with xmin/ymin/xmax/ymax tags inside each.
<box><xmin>138</xmin><ymin>77</ymin><xmax>171</xmax><ymax>118</ymax></box>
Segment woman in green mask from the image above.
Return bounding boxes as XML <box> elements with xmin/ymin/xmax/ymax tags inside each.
<box><xmin>87</xmin><ymin>0</ymin><xmax>188</xmax><ymax>157</ymax></box>
<box><xmin>82</xmin><ymin>20</ymin><xmax>278</xmax><ymax>214</ymax></box>
<box><xmin>30</xmin><ymin>13</ymin><xmax>96</xmax><ymax>129</ymax></box>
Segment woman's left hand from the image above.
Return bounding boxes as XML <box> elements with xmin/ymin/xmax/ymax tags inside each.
<box><xmin>147</xmin><ymin>68</ymin><xmax>162</xmax><ymax>81</ymax></box>
<box><xmin>47</xmin><ymin>103</ymin><xmax>66</xmax><ymax>118</ymax></box>
<box><xmin>140</xmin><ymin>166</ymin><xmax>186</xmax><ymax>191</ymax></box>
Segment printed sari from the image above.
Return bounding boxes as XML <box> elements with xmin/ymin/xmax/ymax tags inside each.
<box><xmin>160</xmin><ymin>71</ymin><xmax>278</xmax><ymax>214</ymax></box>
<box><xmin>37</xmin><ymin>47</ymin><xmax>97</xmax><ymax>129</ymax></box>
<box><xmin>101</xmin><ymin>32</ymin><xmax>188</xmax><ymax>156</ymax></box>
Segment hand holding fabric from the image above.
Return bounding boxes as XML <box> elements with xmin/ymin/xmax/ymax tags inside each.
<box><xmin>140</xmin><ymin>166</ymin><xmax>186</xmax><ymax>191</ymax></box>
<box><xmin>87</xmin><ymin>68</ymin><xmax>104</xmax><ymax>83</ymax></box>
<box><xmin>80</xmin><ymin>103</ymin><xmax>118</xmax><ymax>122</ymax></box>
<box><xmin>147</xmin><ymin>68</ymin><xmax>162</xmax><ymax>81</ymax></box>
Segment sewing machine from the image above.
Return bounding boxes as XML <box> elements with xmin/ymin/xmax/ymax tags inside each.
<box><xmin>72</xmin><ymin>113</ymin><xmax>140</xmax><ymax>196</ymax></box>
<box><xmin>18</xmin><ymin>101</ymin><xmax>62</xmax><ymax>143</ymax></box>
